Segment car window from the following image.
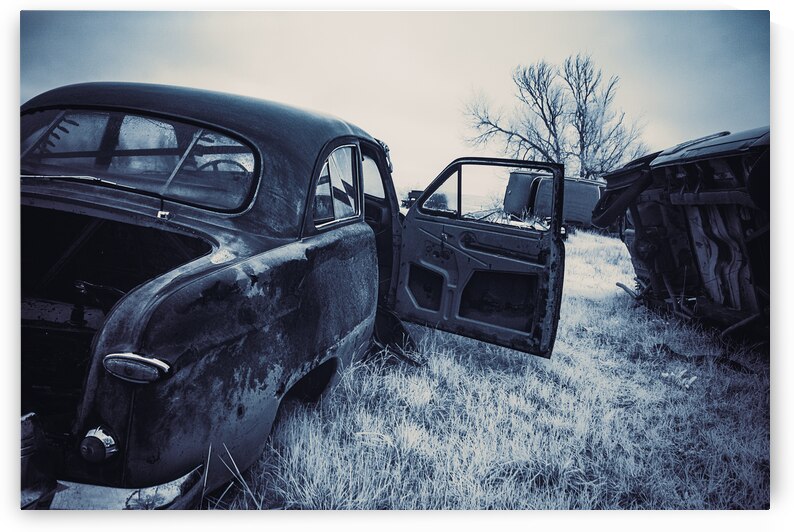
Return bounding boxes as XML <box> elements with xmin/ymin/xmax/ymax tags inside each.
<box><xmin>313</xmin><ymin>145</ymin><xmax>359</xmax><ymax>226</ymax></box>
<box><xmin>420</xmin><ymin>164</ymin><xmax>551</xmax><ymax>231</ymax></box>
<box><xmin>362</xmin><ymin>154</ymin><xmax>385</xmax><ymax>199</ymax></box>
<box><xmin>312</xmin><ymin>163</ymin><xmax>334</xmax><ymax>224</ymax></box>
<box><xmin>328</xmin><ymin>146</ymin><xmax>357</xmax><ymax>218</ymax></box>
<box><xmin>21</xmin><ymin>109</ymin><xmax>256</xmax><ymax>211</ymax></box>
<box><xmin>107</xmin><ymin>115</ymin><xmax>186</xmax><ymax>175</ymax></box>
<box><xmin>421</xmin><ymin>168</ymin><xmax>459</xmax><ymax>216</ymax></box>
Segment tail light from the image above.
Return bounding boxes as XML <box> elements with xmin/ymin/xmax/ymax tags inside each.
<box><xmin>103</xmin><ymin>353</ymin><xmax>170</xmax><ymax>384</ymax></box>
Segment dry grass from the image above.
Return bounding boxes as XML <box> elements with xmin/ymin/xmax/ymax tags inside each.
<box><xmin>207</xmin><ymin>230</ymin><xmax>769</xmax><ymax>510</ymax></box>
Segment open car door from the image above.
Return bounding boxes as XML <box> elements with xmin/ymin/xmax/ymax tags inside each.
<box><xmin>393</xmin><ymin>158</ymin><xmax>565</xmax><ymax>357</ymax></box>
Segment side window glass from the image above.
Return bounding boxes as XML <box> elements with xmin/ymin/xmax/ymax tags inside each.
<box><xmin>312</xmin><ymin>162</ymin><xmax>334</xmax><ymax>224</ymax></box>
<box><xmin>313</xmin><ymin>145</ymin><xmax>359</xmax><ymax>226</ymax></box>
<box><xmin>460</xmin><ymin>164</ymin><xmax>513</xmax><ymax>220</ymax></box>
<box><xmin>362</xmin><ymin>155</ymin><xmax>385</xmax><ymax>199</ymax></box>
<box><xmin>421</xmin><ymin>169</ymin><xmax>459</xmax><ymax>216</ymax></box>
<box><xmin>108</xmin><ymin>115</ymin><xmax>182</xmax><ymax>174</ymax></box>
<box><xmin>328</xmin><ymin>146</ymin><xmax>357</xmax><ymax>219</ymax></box>
<box><xmin>420</xmin><ymin>164</ymin><xmax>551</xmax><ymax>231</ymax></box>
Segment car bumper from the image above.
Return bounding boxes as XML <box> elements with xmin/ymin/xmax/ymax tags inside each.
<box><xmin>22</xmin><ymin>466</ymin><xmax>203</xmax><ymax>510</ymax></box>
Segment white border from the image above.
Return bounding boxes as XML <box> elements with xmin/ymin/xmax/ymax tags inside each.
<box><xmin>4</xmin><ymin>2</ymin><xmax>789</xmax><ymax>531</ymax></box>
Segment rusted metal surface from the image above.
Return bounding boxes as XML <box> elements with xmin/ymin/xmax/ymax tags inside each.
<box><xmin>592</xmin><ymin>127</ymin><xmax>769</xmax><ymax>339</ymax></box>
<box><xmin>101</xmin><ymin>224</ymin><xmax>377</xmax><ymax>488</ymax></box>
<box><xmin>21</xmin><ymin>83</ymin><xmax>565</xmax><ymax>509</ymax></box>
<box><xmin>21</xmin><ymin>84</ymin><xmax>383</xmax><ymax>507</ymax></box>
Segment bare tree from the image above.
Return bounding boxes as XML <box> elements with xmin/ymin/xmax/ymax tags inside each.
<box><xmin>467</xmin><ymin>54</ymin><xmax>646</xmax><ymax>179</ymax></box>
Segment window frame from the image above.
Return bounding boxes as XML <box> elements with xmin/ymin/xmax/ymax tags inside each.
<box><xmin>414</xmin><ymin>159</ymin><xmax>561</xmax><ymax>233</ymax></box>
<box><xmin>305</xmin><ymin>141</ymin><xmax>364</xmax><ymax>235</ymax></box>
<box><xmin>311</xmin><ymin>161</ymin><xmax>335</xmax><ymax>225</ymax></box>
<box><xmin>361</xmin><ymin>153</ymin><xmax>386</xmax><ymax>200</ymax></box>
<box><xmin>417</xmin><ymin>165</ymin><xmax>461</xmax><ymax>219</ymax></box>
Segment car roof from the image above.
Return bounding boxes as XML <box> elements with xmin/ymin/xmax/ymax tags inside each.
<box><xmin>23</xmin><ymin>82</ymin><xmax>372</xmax><ymax>140</ymax></box>
<box><xmin>21</xmin><ymin>82</ymin><xmax>375</xmax><ymax>173</ymax></box>
<box><xmin>22</xmin><ymin>82</ymin><xmax>377</xmax><ymax>239</ymax></box>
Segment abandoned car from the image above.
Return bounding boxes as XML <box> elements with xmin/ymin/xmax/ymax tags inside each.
<box><xmin>503</xmin><ymin>172</ymin><xmax>605</xmax><ymax>231</ymax></box>
<box><xmin>21</xmin><ymin>82</ymin><xmax>566</xmax><ymax>509</ymax></box>
<box><xmin>591</xmin><ymin>126</ymin><xmax>769</xmax><ymax>339</ymax></box>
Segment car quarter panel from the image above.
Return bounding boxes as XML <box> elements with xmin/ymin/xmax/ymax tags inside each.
<box><xmin>80</xmin><ymin>222</ymin><xmax>378</xmax><ymax>489</ymax></box>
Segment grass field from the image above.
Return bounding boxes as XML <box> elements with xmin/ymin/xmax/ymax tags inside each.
<box><xmin>207</xmin><ymin>230</ymin><xmax>770</xmax><ymax>510</ymax></box>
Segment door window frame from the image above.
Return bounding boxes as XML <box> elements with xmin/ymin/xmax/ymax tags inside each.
<box><xmin>413</xmin><ymin>157</ymin><xmax>565</xmax><ymax>237</ymax></box>
<box><xmin>302</xmin><ymin>139</ymin><xmax>364</xmax><ymax>237</ymax></box>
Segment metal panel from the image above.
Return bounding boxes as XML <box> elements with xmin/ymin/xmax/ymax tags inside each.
<box><xmin>394</xmin><ymin>158</ymin><xmax>565</xmax><ymax>357</ymax></box>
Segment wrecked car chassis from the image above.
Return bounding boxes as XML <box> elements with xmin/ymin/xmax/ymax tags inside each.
<box><xmin>592</xmin><ymin>127</ymin><xmax>769</xmax><ymax>340</ymax></box>
<box><xmin>21</xmin><ymin>82</ymin><xmax>565</xmax><ymax>509</ymax></box>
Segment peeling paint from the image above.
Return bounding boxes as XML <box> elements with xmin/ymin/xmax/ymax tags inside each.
<box><xmin>209</xmin><ymin>249</ymin><xmax>235</xmax><ymax>264</ymax></box>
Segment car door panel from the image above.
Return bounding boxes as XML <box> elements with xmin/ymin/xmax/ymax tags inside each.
<box><xmin>394</xmin><ymin>158</ymin><xmax>565</xmax><ymax>357</ymax></box>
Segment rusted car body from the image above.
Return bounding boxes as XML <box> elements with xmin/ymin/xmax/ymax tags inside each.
<box><xmin>591</xmin><ymin>127</ymin><xmax>769</xmax><ymax>339</ymax></box>
<box><xmin>21</xmin><ymin>83</ymin><xmax>566</xmax><ymax>509</ymax></box>
<box><xmin>504</xmin><ymin>172</ymin><xmax>604</xmax><ymax>230</ymax></box>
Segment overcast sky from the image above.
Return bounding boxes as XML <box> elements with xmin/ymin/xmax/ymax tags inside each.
<box><xmin>20</xmin><ymin>11</ymin><xmax>769</xmax><ymax>192</ymax></box>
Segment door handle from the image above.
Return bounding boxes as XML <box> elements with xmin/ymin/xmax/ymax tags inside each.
<box><xmin>440</xmin><ymin>231</ymin><xmax>449</xmax><ymax>252</ymax></box>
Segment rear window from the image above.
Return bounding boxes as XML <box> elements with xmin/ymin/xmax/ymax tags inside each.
<box><xmin>21</xmin><ymin>109</ymin><xmax>257</xmax><ymax>211</ymax></box>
